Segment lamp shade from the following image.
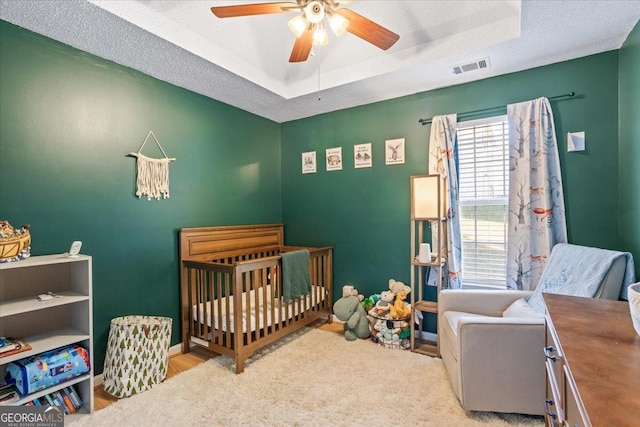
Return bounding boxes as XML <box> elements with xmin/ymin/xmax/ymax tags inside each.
<box><xmin>312</xmin><ymin>22</ymin><xmax>328</xmax><ymax>46</ymax></box>
<box><xmin>328</xmin><ymin>12</ymin><xmax>349</xmax><ymax>36</ymax></box>
<box><xmin>411</xmin><ymin>175</ymin><xmax>445</xmax><ymax>220</ymax></box>
<box><xmin>288</xmin><ymin>15</ymin><xmax>307</xmax><ymax>38</ymax></box>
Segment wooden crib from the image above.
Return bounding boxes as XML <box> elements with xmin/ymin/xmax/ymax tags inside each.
<box><xmin>179</xmin><ymin>224</ymin><xmax>333</xmax><ymax>373</ymax></box>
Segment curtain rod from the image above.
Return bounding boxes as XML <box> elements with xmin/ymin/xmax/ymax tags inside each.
<box><xmin>418</xmin><ymin>92</ymin><xmax>576</xmax><ymax>126</ymax></box>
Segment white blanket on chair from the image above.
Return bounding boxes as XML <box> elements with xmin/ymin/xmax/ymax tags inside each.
<box><xmin>526</xmin><ymin>243</ymin><xmax>635</xmax><ymax>313</ymax></box>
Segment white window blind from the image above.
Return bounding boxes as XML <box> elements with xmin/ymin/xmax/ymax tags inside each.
<box><xmin>457</xmin><ymin>116</ymin><xmax>509</xmax><ymax>286</ymax></box>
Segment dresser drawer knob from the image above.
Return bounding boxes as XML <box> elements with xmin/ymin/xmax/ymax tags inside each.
<box><xmin>544</xmin><ymin>399</ymin><xmax>558</xmax><ymax>420</ymax></box>
<box><xmin>544</xmin><ymin>345</ymin><xmax>558</xmax><ymax>361</ymax></box>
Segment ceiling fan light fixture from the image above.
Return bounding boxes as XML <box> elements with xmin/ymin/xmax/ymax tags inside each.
<box><xmin>288</xmin><ymin>15</ymin><xmax>307</xmax><ymax>38</ymax></box>
<box><xmin>305</xmin><ymin>1</ymin><xmax>325</xmax><ymax>24</ymax></box>
<box><xmin>312</xmin><ymin>22</ymin><xmax>329</xmax><ymax>46</ymax></box>
<box><xmin>328</xmin><ymin>12</ymin><xmax>348</xmax><ymax>36</ymax></box>
<box><xmin>210</xmin><ymin>0</ymin><xmax>400</xmax><ymax>63</ymax></box>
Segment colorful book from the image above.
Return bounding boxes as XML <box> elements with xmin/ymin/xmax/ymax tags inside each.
<box><xmin>62</xmin><ymin>388</ymin><xmax>79</xmax><ymax>412</ymax></box>
<box><xmin>0</xmin><ymin>338</ymin><xmax>32</xmax><ymax>358</ymax></box>
<box><xmin>43</xmin><ymin>393</ymin><xmax>56</xmax><ymax>407</ymax></box>
<box><xmin>0</xmin><ymin>385</ymin><xmax>20</xmax><ymax>404</ymax></box>
<box><xmin>52</xmin><ymin>391</ymin><xmax>66</xmax><ymax>413</ymax></box>
<box><xmin>62</xmin><ymin>394</ymin><xmax>76</xmax><ymax>414</ymax></box>
<box><xmin>0</xmin><ymin>337</ymin><xmax>18</xmax><ymax>353</ymax></box>
<box><xmin>0</xmin><ymin>381</ymin><xmax>11</xmax><ymax>391</ymax></box>
<box><xmin>68</xmin><ymin>386</ymin><xmax>83</xmax><ymax>409</ymax></box>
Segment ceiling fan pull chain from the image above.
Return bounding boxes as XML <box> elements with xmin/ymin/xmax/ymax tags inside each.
<box><xmin>318</xmin><ymin>65</ymin><xmax>322</xmax><ymax>101</ymax></box>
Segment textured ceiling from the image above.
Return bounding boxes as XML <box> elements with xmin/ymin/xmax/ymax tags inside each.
<box><xmin>1</xmin><ymin>1</ymin><xmax>639</xmax><ymax>123</ymax></box>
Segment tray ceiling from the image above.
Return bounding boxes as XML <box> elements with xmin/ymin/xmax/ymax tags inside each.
<box><xmin>1</xmin><ymin>1</ymin><xmax>639</xmax><ymax>122</ymax></box>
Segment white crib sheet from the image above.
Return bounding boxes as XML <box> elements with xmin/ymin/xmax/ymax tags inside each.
<box><xmin>192</xmin><ymin>285</ymin><xmax>327</xmax><ymax>333</ymax></box>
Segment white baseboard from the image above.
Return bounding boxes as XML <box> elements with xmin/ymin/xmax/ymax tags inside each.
<box><xmin>93</xmin><ymin>342</ymin><xmax>183</xmax><ymax>387</ymax></box>
<box><xmin>168</xmin><ymin>342</ymin><xmax>183</xmax><ymax>356</ymax></box>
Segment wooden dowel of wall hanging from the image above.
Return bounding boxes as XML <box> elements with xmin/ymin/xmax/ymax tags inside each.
<box><xmin>127</xmin><ymin>152</ymin><xmax>176</xmax><ymax>161</ymax></box>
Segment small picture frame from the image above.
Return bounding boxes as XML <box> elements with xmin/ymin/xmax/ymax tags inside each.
<box><xmin>354</xmin><ymin>143</ymin><xmax>372</xmax><ymax>169</ymax></box>
<box><xmin>326</xmin><ymin>147</ymin><xmax>343</xmax><ymax>171</ymax></box>
<box><xmin>302</xmin><ymin>151</ymin><xmax>317</xmax><ymax>174</ymax></box>
<box><xmin>385</xmin><ymin>138</ymin><xmax>405</xmax><ymax>165</ymax></box>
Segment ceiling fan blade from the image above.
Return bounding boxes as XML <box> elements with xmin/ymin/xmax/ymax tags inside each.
<box><xmin>289</xmin><ymin>28</ymin><xmax>313</xmax><ymax>63</ymax></box>
<box><xmin>211</xmin><ymin>2</ymin><xmax>298</xmax><ymax>18</ymax></box>
<box><xmin>337</xmin><ymin>8</ymin><xmax>399</xmax><ymax>50</ymax></box>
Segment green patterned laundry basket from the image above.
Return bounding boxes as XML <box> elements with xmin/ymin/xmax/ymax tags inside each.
<box><xmin>103</xmin><ymin>315</ymin><xmax>172</xmax><ymax>398</ymax></box>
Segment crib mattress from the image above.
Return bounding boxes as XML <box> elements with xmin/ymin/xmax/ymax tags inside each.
<box><xmin>192</xmin><ymin>284</ymin><xmax>327</xmax><ymax>333</ymax></box>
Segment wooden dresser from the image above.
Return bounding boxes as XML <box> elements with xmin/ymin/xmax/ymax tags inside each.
<box><xmin>543</xmin><ymin>293</ymin><xmax>640</xmax><ymax>427</ymax></box>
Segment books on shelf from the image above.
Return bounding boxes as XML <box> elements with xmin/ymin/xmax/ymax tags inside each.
<box><xmin>0</xmin><ymin>337</ymin><xmax>32</xmax><ymax>358</ymax></box>
<box><xmin>0</xmin><ymin>384</ymin><xmax>20</xmax><ymax>404</ymax></box>
<box><xmin>22</xmin><ymin>385</ymin><xmax>83</xmax><ymax>414</ymax></box>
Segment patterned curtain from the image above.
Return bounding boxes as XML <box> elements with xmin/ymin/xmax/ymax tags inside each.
<box><xmin>506</xmin><ymin>98</ymin><xmax>567</xmax><ymax>290</ymax></box>
<box><xmin>428</xmin><ymin>114</ymin><xmax>463</xmax><ymax>289</ymax></box>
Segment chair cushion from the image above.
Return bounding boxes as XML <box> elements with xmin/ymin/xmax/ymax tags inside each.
<box><xmin>441</xmin><ymin>311</ymin><xmax>493</xmax><ymax>361</ymax></box>
<box><xmin>502</xmin><ymin>298</ymin><xmax>545</xmax><ymax>319</ymax></box>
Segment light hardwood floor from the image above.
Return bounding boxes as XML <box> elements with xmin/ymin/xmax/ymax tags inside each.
<box><xmin>94</xmin><ymin>321</ymin><xmax>343</xmax><ymax>411</ymax></box>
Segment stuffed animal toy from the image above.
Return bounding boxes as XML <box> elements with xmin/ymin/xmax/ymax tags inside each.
<box><xmin>389</xmin><ymin>290</ymin><xmax>411</xmax><ymax>319</ymax></box>
<box><xmin>374</xmin><ymin>290</ymin><xmax>394</xmax><ymax>315</ymax></box>
<box><xmin>363</xmin><ymin>294</ymin><xmax>379</xmax><ymax>312</ymax></box>
<box><xmin>347</xmin><ymin>288</ymin><xmax>365</xmax><ymax>302</ymax></box>
<box><xmin>388</xmin><ymin>279</ymin><xmax>410</xmax><ymax>295</ymax></box>
<box><xmin>333</xmin><ymin>295</ymin><xmax>371</xmax><ymax>341</ymax></box>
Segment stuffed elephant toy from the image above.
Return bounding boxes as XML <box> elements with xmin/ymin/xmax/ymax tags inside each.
<box><xmin>333</xmin><ymin>295</ymin><xmax>371</xmax><ymax>341</ymax></box>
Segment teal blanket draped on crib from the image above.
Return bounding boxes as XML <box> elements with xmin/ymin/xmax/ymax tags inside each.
<box><xmin>282</xmin><ymin>250</ymin><xmax>311</xmax><ymax>302</ymax></box>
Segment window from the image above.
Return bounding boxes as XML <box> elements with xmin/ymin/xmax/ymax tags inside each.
<box><xmin>457</xmin><ymin>116</ymin><xmax>509</xmax><ymax>287</ymax></box>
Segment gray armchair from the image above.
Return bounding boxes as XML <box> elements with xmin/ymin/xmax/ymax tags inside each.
<box><xmin>438</xmin><ymin>244</ymin><xmax>630</xmax><ymax>415</ymax></box>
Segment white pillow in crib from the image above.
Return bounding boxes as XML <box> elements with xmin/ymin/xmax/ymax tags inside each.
<box><xmin>502</xmin><ymin>298</ymin><xmax>545</xmax><ymax>318</ymax></box>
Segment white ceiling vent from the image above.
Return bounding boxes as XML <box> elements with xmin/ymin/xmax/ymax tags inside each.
<box><xmin>452</xmin><ymin>58</ymin><xmax>490</xmax><ymax>75</ymax></box>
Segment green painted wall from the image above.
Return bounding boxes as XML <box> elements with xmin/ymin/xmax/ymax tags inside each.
<box><xmin>619</xmin><ymin>21</ymin><xmax>640</xmax><ymax>281</ymax></box>
<box><xmin>0</xmin><ymin>21</ymin><xmax>282</xmax><ymax>374</ymax></box>
<box><xmin>281</xmin><ymin>52</ymin><xmax>624</xmax><ymax>315</ymax></box>
<box><xmin>1</xmin><ymin>16</ymin><xmax>635</xmax><ymax>371</ymax></box>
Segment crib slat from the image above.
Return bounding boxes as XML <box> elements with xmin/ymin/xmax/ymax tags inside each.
<box><xmin>188</xmin><ymin>267</ymin><xmax>196</xmax><ymax>338</ymax></box>
<box><xmin>251</xmin><ymin>271</ymin><xmax>257</xmax><ymax>341</ymax></box>
<box><xmin>233</xmin><ymin>268</ymin><xmax>245</xmax><ymax>369</ymax></box>
<box><xmin>201</xmin><ymin>269</ymin><xmax>207</xmax><ymax>339</ymax></box>
<box><xmin>211</xmin><ymin>272</ymin><xmax>218</xmax><ymax>345</ymax></box>
<box><xmin>224</xmin><ymin>272</ymin><xmax>231</xmax><ymax>349</ymax></box>
<box><xmin>194</xmin><ymin>269</ymin><xmax>202</xmax><ymax>338</ymax></box>
<box><xmin>283</xmin><ymin>272</ymin><xmax>290</xmax><ymax>327</ymax></box>
<box><xmin>269</xmin><ymin>264</ymin><xmax>280</xmax><ymax>333</ymax></box>
<box><xmin>204</xmin><ymin>270</ymin><xmax>211</xmax><ymax>341</ymax></box>
<box><xmin>261</xmin><ymin>267</ymin><xmax>269</xmax><ymax>336</ymax></box>
<box><xmin>316</xmin><ymin>256</ymin><xmax>320</xmax><ymax>310</ymax></box>
<box><xmin>244</xmin><ymin>271</ymin><xmax>252</xmax><ymax>346</ymax></box>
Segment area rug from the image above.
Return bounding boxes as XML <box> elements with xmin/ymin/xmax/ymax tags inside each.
<box><xmin>70</xmin><ymin>328</ymin><xmax>544</xmax><ymax>427</ymax></box>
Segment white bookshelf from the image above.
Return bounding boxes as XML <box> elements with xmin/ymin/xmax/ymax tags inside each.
<box><xmin>0</xmin><ymin>254</ymin><xmax>94</xmax><ymax>420</ymax></box>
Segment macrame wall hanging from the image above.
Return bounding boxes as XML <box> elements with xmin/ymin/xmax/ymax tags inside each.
<box><xmin>128</xmin><ymin>131</ymin><xmax>176</xmax><ymax>201</ymax></box>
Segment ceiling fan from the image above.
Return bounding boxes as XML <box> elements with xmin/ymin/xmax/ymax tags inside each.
<box><xmin>210</xmin><ymin>1</ymin><xmax>400</xmax><ymax>63</ymax></box>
